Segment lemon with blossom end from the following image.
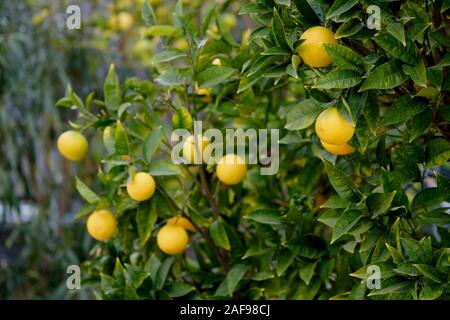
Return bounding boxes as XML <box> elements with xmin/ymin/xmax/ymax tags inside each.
<box><xmin>182</xmin><ymin>135</ymin><xmax>210</xmax><ymax>164</ymax></box>
<box><xmin>157</xmin><ymin>224</ymin><xmax>189</xmax><ymax>255</ymax></box>
<box><xmin>298</xmin><ymin>26</ymin><xmax>337</xmax><ymax>67</ymax></box>
<box><xmin>321</xmin><ymin>140</ymin><xmax>355</xmax><ymax>155</ymax></box>
<box><xmin>57</xmin><ymin>130</ymin><xmax>88</xmax><ymax>161</ymax></box>
<box><xmin>167</xmin><ymin>216</ymin><xmax>197</xmax><ymax>232</ymax></box>
<box><xmin>315</xmin><ymin>108</ymin><xmax>355</xmax><ymax>145</ymax></box>
<box><xmin>216</xmin><ymin>154</ymin><xmax>247</xmax><ymax>185</ymax></box>
<box><xmin>126</xmin><ymin>172</ymin><xmax>156</xmax><ymax>202</ymax></box>
<box><xmin>87</xmin><ymin>210</ymin><xmax>117</xmax><ymax>241</ymax></box>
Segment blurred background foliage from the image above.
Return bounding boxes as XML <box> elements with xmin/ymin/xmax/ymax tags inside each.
<box><xmin>0</xmin><ymin>0</ymin><xmax>248</xmax><ymax>299</ymax></box>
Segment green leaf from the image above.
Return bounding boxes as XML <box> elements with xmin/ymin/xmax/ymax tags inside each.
<box><xmin>155</xmin><ymin>68</ymin><xmax>192</xmax><ymax>87</ymax></box>
<box><xmin>293</xmin><ymin>0</ymin><xmax>321</xmax><ymax>24</ymax></box>
<box><xmin>386</xmin><ymin>22</ymin><xmax>406</xmax><ymax>46</ymax></box>
<box><xmin>323</xmin><ymin>160</ymin><xmax>357</xmax><ymax>200</ymax></box>
<box><xmin>209</xmin><ymin>219</ymin><xmax>231</xmax><ymax>251</ymax></box>
<box><xmin>413</xmin><ymin>264</ymin><xmax>447</xmax><ymax>283</ymax></box>
<box><xmin>335</xmin><ymin>19</ymin><xmax>363</xmax><ymax>39</ymax></box>
<box><xmin>323</xmin><ymin>43</ymin><xmax>366</xmax><ymax>73</ymax></box>
<box><xmin>136</xmin><ymin>201</ymin><xmax>158</xmax><ymax>246</ymax></box>
<box><xmin>385</xmin><ymin>243</ymin><xmax>404</xmax><ymax>265</ymax></box>
<box><xmin>262</xmin><ymin>46</ymin><xmax>292</xmax><ymax>56</ymax></box>
<box><xmin>373</xmin><ymin>33</ymin><xmax>419</xmax><ymax>65</ymax></box>
<box><xmin>244</xmin><ymin>209</ymin><xmax>282</xmax><ymax>225</ymax></box>
<box><xmin>124</xmin><ymin>282</ymin><xmax>139</xmax><ymax>299</ymax></box>
<box><xmin>400</xmin><ymin>237</ymin><xmax>430</xmax><ymax>264</ymax></box>
<box><xmin>426</xmin><ymin>138</ymin><xmax>450</xmax><ymax>167</ymax></box>
<box><xmin>100</xmin><ymin>273</ymin><xmax>122</xmax><ymax>296</ymax></box>
<box><xmin>331</xmin><ymin>210</ymin><xmax>362</xmax><ymax>244</ymax></box>
<box><xmin>214</xmin><ymin>264</ymin><xmax>249</xmax><ymax>297</ymax></box>
<box><xmin>198</xmin><ymin>66</ymin><xmax>237</xmax><ymax>88</ymax></box>
<box><xmin>393</xmin><ymin>262</ymin><xmax>421</xmax><ymax>276</ymax></box>
<box><xmin>149</xmin><ymin>160</ymin><xmax>182</xmax><ymax>176</ymax></box>
<box><xmin>381</xmin><ymin>95</ymin><xmax>427</xmax><ymax>126</ymax></box>
<box><xmin>103</xmin><ymin>64</ymin><xmax>121</xmax><ymax>112</ymax></box>
<box><xmin>313</xmin><ymin>69</ymin><xmax>361</xmax><ymax>89</ymax></box>
<box><xmin>299</xmin><ymin>261</ymin><xmax>318</xmax><ymax>285</ymax></box>
<box><xmin>321</xmin><ymin>195</ymin><xmax>348</xmax><ymax>209</ymax></box>
<box><xmin>216</xmin><ymin>12</ymin><xmax>238</xmax><ymax>47</ymax></box>
<box><xmin>367</xmin><ymin>281</ymin><xmax>412</xmax><ymax>297</ymax></box>
<box><xmin>166</xmin><ymin>283</ymin><xmax>195</xmax><ymax>298</ymax></box>
<box><xmin>403</xmin><ymin>59</ymin><xmax>427</xmax><ymax>87</ymax></box>
<box><xmin>419</xmin><ymin>283</ymin><xmax>444</xmax><ymax>300</ymax></box>
<box><xmin>271</xmin><ymin>9</ymin><xmax>290</xmax><ymax>49</ymax></box>
<box><xmin>143</xmin><ymin>126</ymin><xmax>163</xmax><ymax>163</ymax></box>
<box><xmin>284</xmin><ymin>99</ymin><xmax>322</xmax><ymax>130</ymax></box>
<box><xmin>114</xmin><ymin>121</ymin><xmax>130</xmax><ymax>155</ymax></box>
<box><xmin>366</xmin><ymin>191</ymin><xmax>396</xmax><ymax>218</ymax></box>
<box><xmin>409</xmin><ymin>109</ymin><xmax>432</xmax><ymax>142</ymax></box>
<box><xmin>151</xmin><ymin>50</ymin><xmax>186</xmax><ymax>65</ymax></box>
<box><xmin>155</xmin><ymin>256</ymin><xmax>176</xmax><ymax>290</ymax></box>
<box><xmin>359</xmin><ymin>61</ymin><xmax>408</xmax><ymax>91</ymax></box>
<box><xmin>75</xmin><ymin>177</ymin><xmax>101</xmax><ymax>204</ymax></box>
<box><xmin>142</xmin><ymin>0</ymin><xmax>157</xmax><ymax>26</ymax></box>
<box><xmin>326</xmin><ymin>0</ymin><xmax>358</xmax><ymax>19</ymax></box>
<box><xmin>145</xmin><ymin>25</ymin><xmax>182</xmax><ymax>37</ymax></box>
<box><xmin>276</xmin><ymin>248</ymin><xmax>295</xmax><ymax>277</ymax></box>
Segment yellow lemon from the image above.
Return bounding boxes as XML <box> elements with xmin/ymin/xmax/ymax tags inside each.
<box><xmin>298</xmin><ymin>26</ymin><xmax>337</xmax><ymax>68</ymax></box>
<box><xmin>87</xmin><ymin>210</ymin><xmax>117</xmax><ymax>241</ymax></box>
<box><xmin>157</xmin><ymin>224</ymin><xmax>189</xmax><ymax>255</ymax></box>
<box><xmin>216</xmin><ymin>154</ymin><xmax>247</xmax><ymax>185</ymax></box>
<box><xmin>126</xmin><ymin>172</ymin><xmax>156</xmax><ymax>201</ymax></box>
<box><xmin>315</xmin><ymin>108</ymin><xmax>355</xmax><ymax>145</ymax></box>
<box><xmin>57</xmin><ymin>130</ymin><xmax>88</xmax><ymax>161</ymax></box>
<box><xmin>321</xmin><ymin>140</ymin><xmax>355</xmax><ymax>155</ymax></box>
<box><xmin>110</xmin><ymin>12</ymin><xmax>134</xmax><ymax>31</ymax></box>
<box><xmin>167</xmin><ymin>216</ymin><xmax>197</xmax><ymax>232</ymax></box>
<box><xmin>182</xmin><ymin>135</ymin><xmax>210</xmax><ymax>164</ymax></box>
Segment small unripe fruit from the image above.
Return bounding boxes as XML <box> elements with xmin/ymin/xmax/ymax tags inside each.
<box><xmin>87</xmin><ymin>210</ymin><xmax>117</xmax><ymax>241</ymax></box>
<box><xmin>157</xmin><ymin>224</ymin><xmax>189</xmax><ymax>255</ymax></box>
<box><xmin>127</xmin><ymin>172</ymin><xmax>156</xmax><ymax>202</ymax></box>
<box><xmin>167</xmin><ymin>216</ymin><xmax>197</xmax><ymax>232</ymax></box>
<box><xmin>321</xmin><ymin>140</ymin><xmax>355</xmax><ymax>155</ymax></box>
<box><xmin>315</xmin><ymin>108</ymin><xmax>355</xmax><ymax>145</ymax></box>
<box><xmin>57</xmin><ymin>130</ymin><xmax>88</xmax><ymax>161</ymax></box>
<box><xmin>298</xmin><ymin>26</ymin><xmax>337</xmax><ymax>68</ymax></box>
<box><xmin>216</xmin><ymin>154</ymin><xmax>247</xmax><ymax>185</ymax></box>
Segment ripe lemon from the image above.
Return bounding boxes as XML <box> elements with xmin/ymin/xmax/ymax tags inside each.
<box><xmin>183</xmin><ymin>135</ymin><xmax>210</xmax><ymax>164</ymax></box>
<box><xmin>297</xmin><ymin>26</ymin><xmax>337</xmax><ymax>68</ymax></box>
<box><xmin>216</xmin><ymin>154</ymin><xmax>247</xmax><ymax>185</ymax></box>
<box><xmin>127</xmin><ymin>172</ymin><xmax>156</xmax><ymax>202</ymax></box>
<box><xmin>157</xmin><ymin>224</ymin><xmax>189</xmax><ymax>255</ymax></box>
<box><xmin>57</xmin><ymin>130</ymin><xmax>88</xmax><ymax>161</ymax></box>
<box><xmin>87</xmin><ymin>210</ymin><xmax>117</xmax><ymax>241</ymax></box>
<box><xmin>315</xmin><ymin>108</ymin><xmax>355</xmax><ymax>145</ymax></box>
<box><xmin>321</xmin><ymin>140</ymin><xmax>355</xmax><ymax>155</ymax></box>
<box><xmin>167</xmin><ymin>216</ymin><xmax>197</xmax><ymax>232</ymax></box>
<box><xmin>110</xmin><ymin>12</ymin><xmax>134</xmax><ymax>31</ymax></box>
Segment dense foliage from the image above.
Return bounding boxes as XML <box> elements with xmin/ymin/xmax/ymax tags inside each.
<box><xmin>56</xmin><ymin>0</ymin><xmax>449</xmax><ymax>300</ymax></box>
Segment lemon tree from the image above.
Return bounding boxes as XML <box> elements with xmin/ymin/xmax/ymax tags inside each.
<box><xmin>57</xmin><ymin>0</ymin><xmax>449</xmax><ymax>300</ymax></box>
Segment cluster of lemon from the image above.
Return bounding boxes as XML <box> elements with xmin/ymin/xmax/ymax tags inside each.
<box><xmin>56</xmin><ymin>24</ymin><xmax>356</xmax><ymax>254</ymax></box>
<box><xmin>298</xmin><ymin>26</ymin><xmax>356</xmax><ymax>155</ymax></box>
<box><xmin>57</xmin><ymin>131</ymin><xmax>246</xmax><ymax>255</ymax></box>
